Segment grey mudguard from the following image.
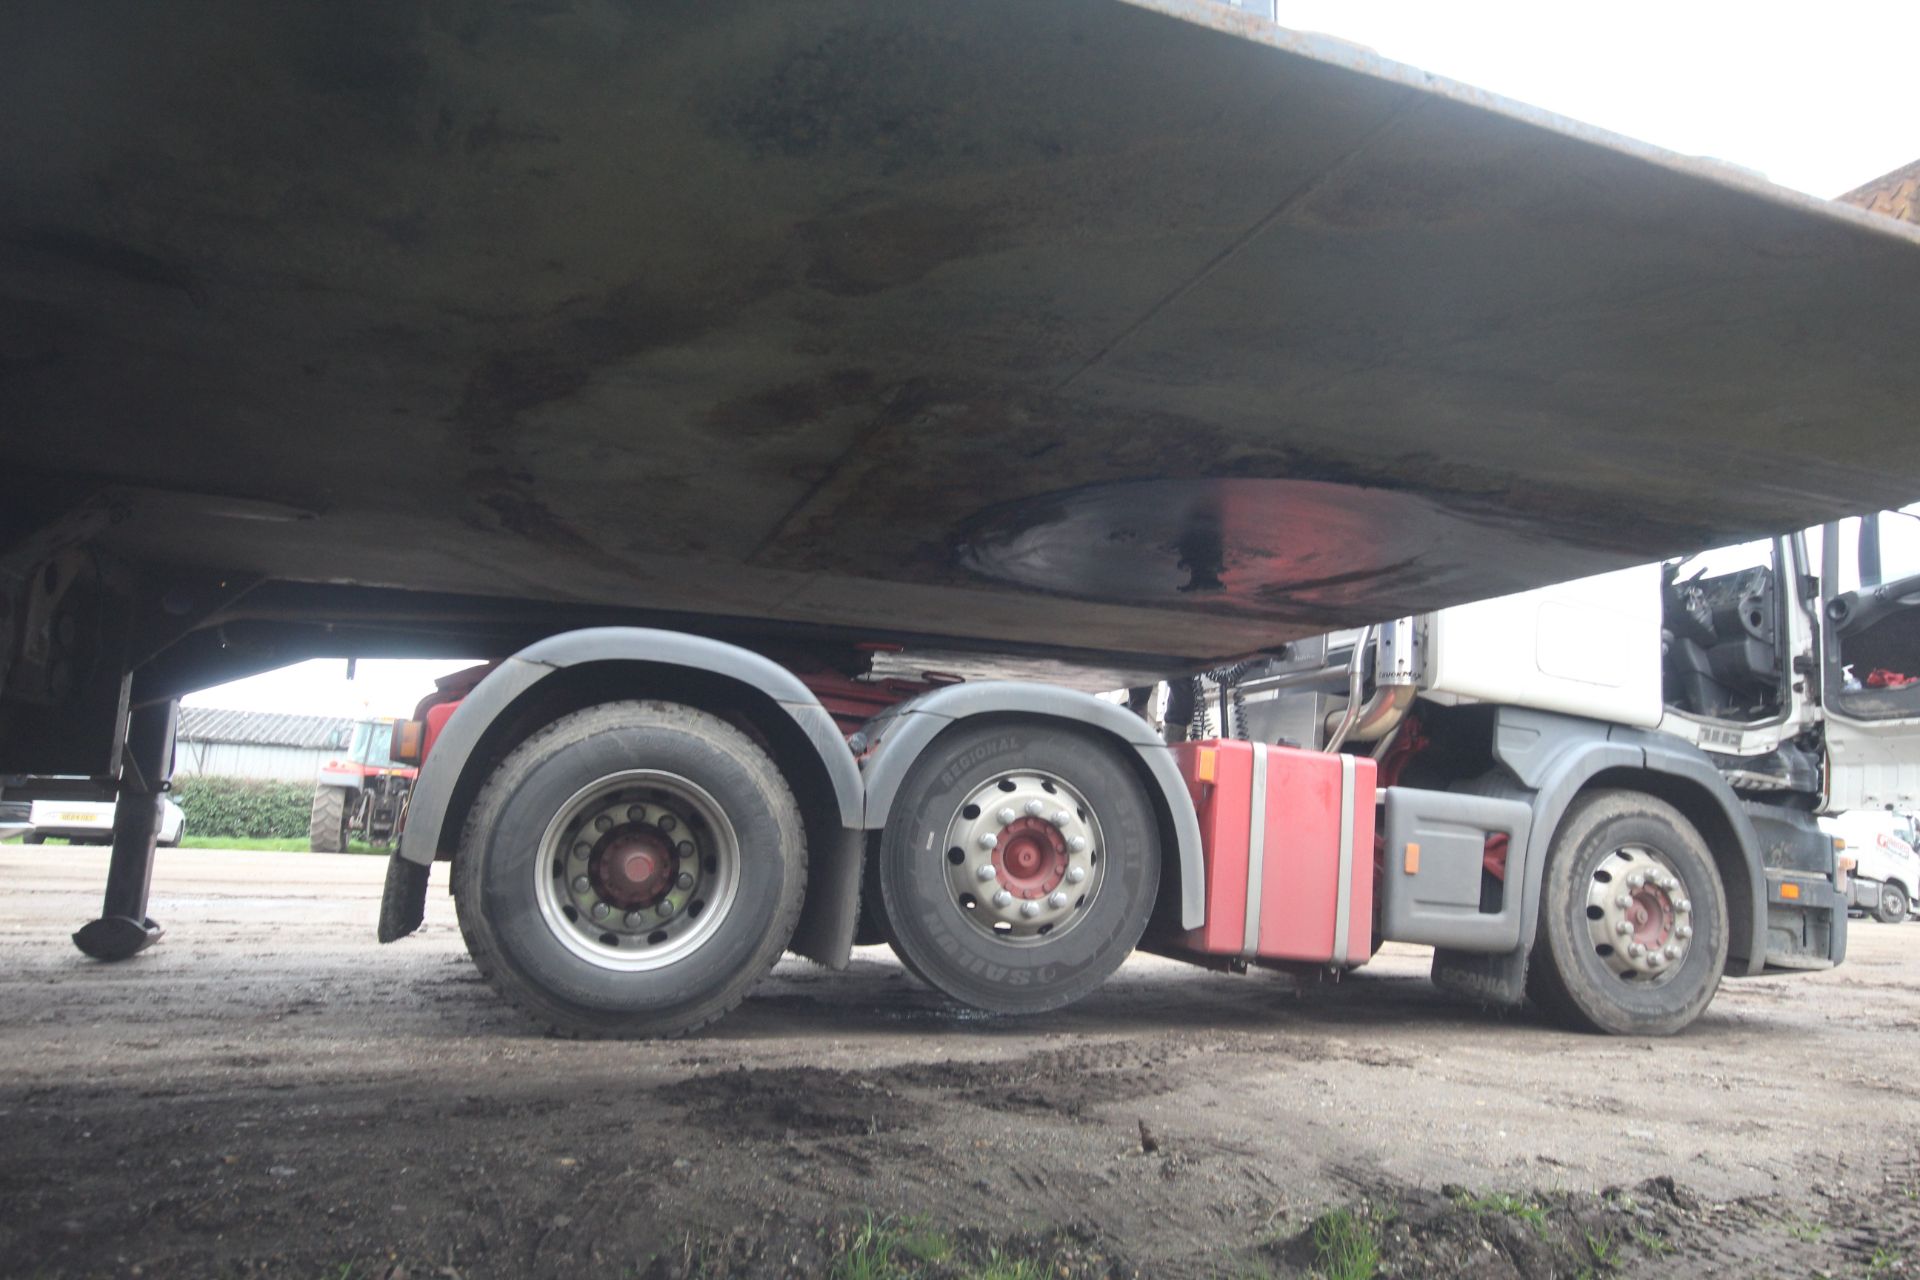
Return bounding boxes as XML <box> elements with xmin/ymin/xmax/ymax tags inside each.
<box><xmin>396</xmin><ymin>627</ymin><xmax>863</xmax><ymax>868</ymax></box>
<box><xmin>859</xmin><ymin>681</ymin><xmax>1205</xmax><ymax>930</ymax></box>
<box><xmin>1489</xmin><ymin>707</ymin><xmax>1770</xmax><ymax>978</ymax></box>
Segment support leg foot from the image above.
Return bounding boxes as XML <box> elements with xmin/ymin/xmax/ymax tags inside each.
<box><xmin>72</xmin><ymin>915</ymin><xmax>164</xmax><ymax>960</ymax></box>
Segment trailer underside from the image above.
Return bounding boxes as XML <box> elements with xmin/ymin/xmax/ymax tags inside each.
<box><xmin>5</xmin><ymin>0</ymin><xmax>1920</xmax><ymax>686</ymax></box>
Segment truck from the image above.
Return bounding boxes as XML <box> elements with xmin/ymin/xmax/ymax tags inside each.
<box><xmin>4</xmin><ymin>2</ymin><xmax>1920</xmax><ymax>1034</ymax></box>
<box><xmin>372</xmin><ymin>503</ymin><xmax>1903</xmax><ymax>1039</ymax></box>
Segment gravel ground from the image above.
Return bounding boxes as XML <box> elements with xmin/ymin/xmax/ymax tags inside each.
<box><xmin>1</xmin><ymin>846</ymin><xmax>1915</xmax><ymax>1279</ymax></box>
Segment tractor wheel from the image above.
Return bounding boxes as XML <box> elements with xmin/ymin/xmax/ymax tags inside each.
<box><xmin>452</xmin><ymin>700</ymin><xmax>806</xmax><ymax>1038</ymax></box>
<box><xmin>309</xmin><ymin>786</ymin><xmax>353</xmax><ymax>853</ymax></box>
<box><xmin>1527</xmin><ymin>789</ymin><xmax>1727</xmax><ymax>1036</ymax></box>
<box><xmin>876</xmin><ymin>721</ymin><xmax>1160</xmax><ymax>1015</ymax></box>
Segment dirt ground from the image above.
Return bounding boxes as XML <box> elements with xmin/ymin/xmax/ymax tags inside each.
<box><xmin>1</xmin><ymin>846</ymin><xmax>1915</xmax><ymax>1279</ymax></box>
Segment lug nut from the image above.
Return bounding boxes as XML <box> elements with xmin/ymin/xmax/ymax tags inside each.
<box><xmin>626</xmin><ymin>805</ymin><xmax>647</xmax><ymax>822</ymax></box>
<box><xmin>573</xmin><ymin>842</ymin><xmax>591</xmax><ymax>859</ymax></box>
<box><xmin>1020</xmin><ymin>900</ymin><xmax>1042</xmax><ymax>919</ymax></box>
<box><xmin>1678</xmin><ymin>924</ymin><xmax>1693</xmax><ymax>940</ymax></box>
<box><xmin>676</xmin><ymin>871</ymin><xmax>694</xmax><ymax>890</ymax></box>
<box><xmin>997</xmin><ymin>807</ymin><xmax>1017</xmax><ymax>826</ymax></box>
<box><xmin>676</xmin><ymin>841</ymin><xmax>694</xmax><ymax>857</ymax></box>
<box><xmin>1025</xmin><ymin>799</ymin><xmax>1046</xmax><ymax>817</ymax></box>
<box><xmin>1067</xmin><ymin>836</ymin><xmax>1087</xmax><ymax>853</ymax></box>
<box><xmin>1627</xmin><ymin>872</ymin><xmax>1645</xmax><ymax>888</ymax></box>
<box><xmin>1628</xmin><ymin>942</ymin><xmax>1645</xmax><ymax>959</ymax></box>
<box><xmin>1066</xmin><ymin>866</ymin><xmax>1087</xmax><ymax>884</ymax></box>
<box><xmin>1048</xmin><ymin>891</ymin><xmax>1069</xmax><ymax>909</ymax></box>
<box><xmin>1615</xmin><ymin>920</ymin><xmax>1632</xmax><ymax>936</ymax></box>
<box><xmin>975</xmin><ymin>864</ymin><xmax>998</xmax><ymax>882</ymax></box>
<box><xmin>625</xmin><ymin>910</ymin><xmax>648</xmax><ymax>928</ymax></box>
<box><xmin>571</xmin><ymin>876</ymin><xmax>591</xmax><ymax>894</ymax></box>
<box><xmin>657</xmin><ymin>900</ymin><xmax>675</xmax><ymax>918</ymax></box>
<box><xmin>978</xmin><ymin>832</ymin><xmax>998</xmax><ymax>850</ymax></box>
<box><xmin>1616</xmin><ymin>894</ymin><xmax>1631</xmax><ymax>909</ymax></box>
<box><xmin>1664</xmin><ymin>945</ymin><xmax>1680</xmax><ymax>960</ymax></box>
<box><xmin>1647</xmin><ymin>952</ymin><xmax>1664</xmax><ymax>968</ymax></box>
<box><xmin>657</xmin><ymin>815</ymin><xmax>677</xmax><ymax>833</ymax></box>
<box><xmin>590</xmin><ymin>902</ymin><xmax>610</xmax><ymax>921</ymax></box>
<box><xmin>1676</xmin><ymin>898</ymin><xmax>1691</xmax><ymax>913</ymax></box>
<box><xmin>594</xmin><ymin>815</ymin><xmax>613</xmax><ymax>832</ymax></box>
<box><xmin>991</xmin><ymin>889</ymin><xmax>1013</xmax><ymax>909</ymax></box>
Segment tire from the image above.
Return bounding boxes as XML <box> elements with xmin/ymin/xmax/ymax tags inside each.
<box><xmin>1527</xmin><ymin>789</ymin><xmax>1728</xmax><ymax>1036</ymax></box>
<box><xmin>452</xmin><ymin>701</ymin><xmax>805</xmax><ymax>1038</ymax></box>
<box><xmin>1875</xmin><ymin>881</ymin><xmax>1910</xmax><ymax>925</ymax></box>
<box><xmin>309</xmin><ymin>786</ymin><xmax>351</xmax><ymax>853</ymax></box>
<box><xmin>877</xmin><ymin>720</ymin><xmax>1160</xmax><ymax>1015</ymax></box>
<box><xmin>22</xmin><ymin>833</ymin><xmax>44</xmax><ymax>845</ymax></box>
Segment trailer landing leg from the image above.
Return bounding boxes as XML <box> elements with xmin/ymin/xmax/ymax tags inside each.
<box><xmin>72</xmin><ymin>701</ymin><xmax>176</xmax><ymax>961</ymax></box>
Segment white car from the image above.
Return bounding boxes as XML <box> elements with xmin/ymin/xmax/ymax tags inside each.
<box><xmin>25</xmin><ymin>798</ymin><xmax>186</xmax><ymax>848</ymax></box>
<box><xmin>1820</xmin><ymin>810</ymin><xmax>1919</xmax><ymax>924</ymax></box>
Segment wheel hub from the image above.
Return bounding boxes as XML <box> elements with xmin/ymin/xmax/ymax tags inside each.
<box><xmin>943</xmin><ymin>772</ymin><xmax>1102</xmax><ymax>942</ymax></box>
<box><xmin>590</xmin><ymin>828</ymin><xmax>676</xmax><ymax>909</ymax></box>
<box><xmin>992</xmin><ymin>817</ymin><xmax>1069</xmax><ymax>898</ymax></box>
<box><xmin>1587</xmin><ymin>844</ymin><xmax>1694</xmax><ymax>981</ymax></box>
<box><xmin>534</xmin><ymin>773</ymin><xmax>741</xmax><ymax>972</ymax></box>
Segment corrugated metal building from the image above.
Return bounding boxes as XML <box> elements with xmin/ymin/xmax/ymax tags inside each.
<box><xmin>176</xmin><ymin>708</ymin><xmax>354</xmax><ymax>782</ymax></box>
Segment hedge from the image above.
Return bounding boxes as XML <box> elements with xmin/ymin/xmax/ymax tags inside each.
<box><xmin>170</xmin><ymin>776</ymin><xmax>314</xmax><ymax>840</ymax></box>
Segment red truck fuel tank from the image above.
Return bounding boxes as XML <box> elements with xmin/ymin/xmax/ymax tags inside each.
<box><xmin>1174</xmin><ymin>740</ymin><xmax>1375</xmax><ymax>966</ymax></box>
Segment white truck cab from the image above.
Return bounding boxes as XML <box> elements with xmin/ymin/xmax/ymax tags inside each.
<box><xmin>1194</xmin><ymin>505</ymin><xmax>1920</xmax><ymax>1018</ymax></box>
<box><xmin>1820</xmin><ymin>809</ymin><xmax>1919</xmax><ymax>924</ymax></box>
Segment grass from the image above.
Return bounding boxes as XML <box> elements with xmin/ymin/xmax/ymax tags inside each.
<box><xmin>1584</xmin><ymin>1229</ymin><xmax>1618</xmax><ymax>1269</ymax></box>
<box><xmin>1628</xmin><ymin>1225</ymin><xmax>1674</xmax><ymax>1257</ymax></box>
<box><xmin>1308</xmin><ymin>1208</ymin><xmax>1380</xmax><ymax>1280</ymax></box>
<box><xmin>7</xmin><ymin>834</ymin><xmax>381</xmax><ymax>853</ymax></box>
<box><xmin>1785</xmin><ymin>1218</ymin><xmax>1827</xmax><ymax>1243</ymax></box>
<box><xmin>827</xmin><ymin>1214</ymin><xmax>1055</xmax><ymax>1280</ymax></box>
<box><xmin>1453</xmin><ymin>1190</ymin><xmax>1549</xmax><ymax>1237</ymax></box>
<box><xmin>1867</xmin><ymin>1246</ymin><xmax>1904</xmax><ymax>1275</ymax></box>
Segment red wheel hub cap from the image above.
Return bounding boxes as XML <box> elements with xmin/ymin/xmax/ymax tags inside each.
<box><xmin>992</xmin><ymin>817</ymin><xmax>1069</xmax><ymax>899</ymax></box>
<box><xmin>591</xmin><ymin>828</ymin><xmax>675</xmax><ymax>909</ymax></box>
<box><xmin>1628</xmin><ymin>884</ymin><xmax>1674</xmax><ymax>948</ymax></box>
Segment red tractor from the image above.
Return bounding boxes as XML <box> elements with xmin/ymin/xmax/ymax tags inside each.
<box><xmin>308</xmin><ymin>719</ymin><xmax>420</xmax><ymax>853</ymax></box>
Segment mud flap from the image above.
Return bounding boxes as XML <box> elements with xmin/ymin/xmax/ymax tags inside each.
<box><xmin>378</xmin><ymin>855</ymin><xmax>430</xmax><ymax>943</ymax></box>
<box><xmin>789</xmin><ymin>827</ymin><xmax>864</xmax><ymax>970</ymax></box>
<box><xmin>1431</xmin><ymin>946</ymin><xmax>1529</xmax><ymax>1007</ymax></box>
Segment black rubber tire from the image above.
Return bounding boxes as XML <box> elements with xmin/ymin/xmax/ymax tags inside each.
<box><xmin>1527</xmin><ymin>789</ymin><xmax>1728</xmax><ymax>1036</ymax></box>
<box><xmin>877</xmin><ymin>721</ymin><xmax>1160</xmax><ymax>1015</ymax></box>
<box><xmin>309</xmin><ymin>786</ymin><xmax>351</xmax><ymax>853</ymax></box>
<box><xmin>452</xmin><ymin>700</ymin><xmax>805</xmax><ymax>1038</ymax></box>
<box><xmin>22</xmin><ymin>833</ymin><xmax>44</xmax><ymax>845</ymax></box>
<box><xmin>1875</xmin><ymin>882</ymin><xmax>1910</xmax><ymax>925</ymax></box>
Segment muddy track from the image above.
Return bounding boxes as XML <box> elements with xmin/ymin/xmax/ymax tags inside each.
<box><xmin>1</xmin><ymin>848</ymin><xmax>1916</xmax><ymax>1278</ymax></box>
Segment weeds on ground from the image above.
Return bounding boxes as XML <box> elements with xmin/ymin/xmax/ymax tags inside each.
<box><xmin>1628</xmin><ymin>1224</ymin><xmax>1674</xmax><ymax>1257</ymax></box>
<box><xmin>1785</xmin><ymin>1218</ymin><xmax>1827</xmax><ymax>1243</ymax></box>
<box><xmin>1583</xmin><ymin>1229</ymin><xmax>1618</xmax><ymax>1269</ymax></box>
<box><xmin>1866</xmin><ymin>1246</ymin><xmax>1904</xmax><ymax>1275</ymax></box>
<box><xmin>828</xmin><ymin>1213</ymin><xmax>1050</xmax><ymax>1280</ymax></box>
<box><xmin>1452</xmin><ymin>1189</ymin><xmax>1549</xmax><ymax>1237</ymax></box>
<box><xmin>1307</xmin><ymin>1207</ymin><xmax>1379</xmax><ymax>1280</ymax></box>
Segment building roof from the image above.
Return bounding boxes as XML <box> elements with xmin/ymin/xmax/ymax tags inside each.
<box><xmin>1840</xmin><ymin>160</ymin><xmax>1920</xmax><ymax>224</ymax></box>
<box><xmin>178</xmin><ymin>707</ymin><xmax>354</xmax><ymax>750</ymax></box>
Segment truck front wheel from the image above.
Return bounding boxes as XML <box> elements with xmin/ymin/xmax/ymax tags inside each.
<box><xmin>1875</xmin><ymin>881</ymin><xmax>1910</xmax><ymax>925</ymax></box>
<box><xmin>877</xmin><ymin>721</ymin><xmax>1160</xmax><ymax>1015</ymax></box>
<box><xmin>1528</xmin><ymin>789</ymin><xmax>1728</xmax><ymax>1036</ymax></box>
<box><xmin>452</xmin><ymin>701</ymin><xmax>805</xmax><ymax>1038</ymax></box>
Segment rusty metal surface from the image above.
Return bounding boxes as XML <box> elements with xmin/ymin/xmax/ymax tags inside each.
<box><xmin>3</xmin><ymin>0</ymin><xmax>1920</xmax><ymax>670</ymax></box>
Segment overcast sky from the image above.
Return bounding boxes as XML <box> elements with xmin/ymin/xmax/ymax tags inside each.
<box><xmin>186</xmin><ymin>2</ymin><xmax>1919</xmax><ymax>720</ymax></box>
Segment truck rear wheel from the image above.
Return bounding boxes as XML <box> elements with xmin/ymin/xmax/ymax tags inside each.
<box><xmin>877</xmin><ymin>721</ymin><xmax>1159</xmax><ymax>1015</ymax></box>
<box><xmin>1874</xmin><ymin>881</ymin><xmax>1910</xmax><ymax>924</ymax></box>
<box><xmin>1528</xmin><ymin>789</ymin><xmax>1727</xmax><ymax>1036</ymax></box>
<box><xmin>309</xmin><ymin>785</ymin><xmax>352</xmax><ymax>853</ymax></box>
<box><xmin>452</xmin><ymin>700</ymin><xmax>805</xmax><ymax>1038</ymax></box>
